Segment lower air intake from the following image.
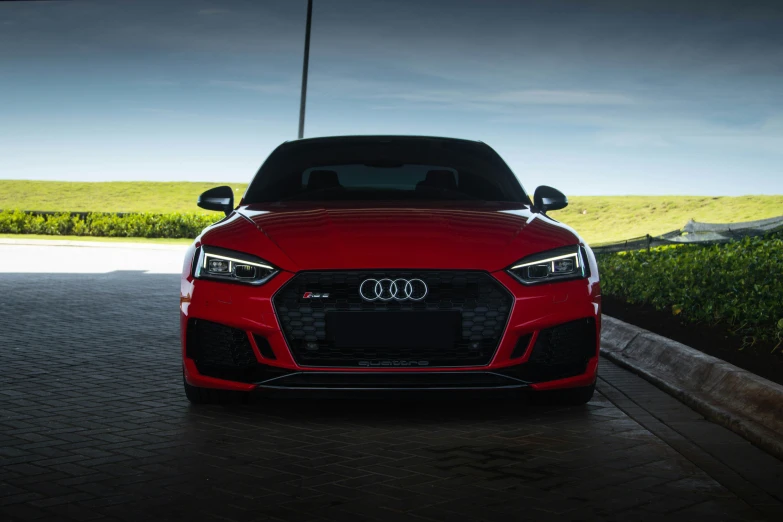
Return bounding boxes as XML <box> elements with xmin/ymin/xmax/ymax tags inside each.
<box><xmin>500</xmin><ymin>317</ymin><xmax>597</xmax><ymax>383</ymax></box>
<box><xmin>186</xmin><ymin>318</ymin><xmax>261</xmax><ymax>382</ymax></box>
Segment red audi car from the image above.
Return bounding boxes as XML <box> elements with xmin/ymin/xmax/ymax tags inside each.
<box><xmin>181</xmin><ymin>135</ymin><xmax>601</xmax><ymax>404</ymax></box>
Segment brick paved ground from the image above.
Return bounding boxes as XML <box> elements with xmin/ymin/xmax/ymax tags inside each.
<box><xmin>1</xmin><ymin>268</ymin><xmax>782</xmax><ymax>522</ymax></box>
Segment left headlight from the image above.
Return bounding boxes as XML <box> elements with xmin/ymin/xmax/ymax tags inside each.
<box><xmin>193</xmin><ymin>245</ymin><xmax>278</xmax><ymax>285</ymax></box>
<box><xmin>507</xmin><ymin>245</ymin><xmax>589</xmax><ymax>285</ymax></box>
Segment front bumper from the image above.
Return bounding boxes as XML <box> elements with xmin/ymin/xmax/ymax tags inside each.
<box><xmin>181</xmin><ymin>266</ymin><xmax>601</xmax><ymax>393</ymax></box>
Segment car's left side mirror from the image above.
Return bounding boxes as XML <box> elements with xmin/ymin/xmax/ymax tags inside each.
<box><xmin>533</xmin><ymin>185</ymin><xmax>568</xmax><ymax>214</ymax></box>
<box><xmin>197</xmin><ymin>186</ymin><xmax>234</xmax><ymax>216</ymax></box>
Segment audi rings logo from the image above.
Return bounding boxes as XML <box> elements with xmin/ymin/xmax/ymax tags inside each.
<box><xmin>359</xmin><ymin>278</ymin><xmax>428</xmax><ymax>302</ymax></box>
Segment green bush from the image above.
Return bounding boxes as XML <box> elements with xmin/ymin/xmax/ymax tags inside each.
<box><xmin>0</xmin><ymin>210</ymin><xmax>218</xmax><ymax>239</ymax></box>
<box><xmin>40</xmin><ymin>212</ymin><xmax>77</xmax><ymax>235</ymax></box>
<box><xmin>597</xmin><ymin>231</ymin><xmax>783</xmax><ymax>351</ymax></box>
<box><xmin>22</xmin><ymin>213</ymin><xmax>46</xmax><ymax>234</ymax></box>
<box><xmin>71</xmin><ymin>217</ymin><xmax>89</xmax><ymax>236</ymax></box>
<box><xmin>0</xmin><ymin>209</ymin><xmax>28</xmax><ymax>233</ymax></box>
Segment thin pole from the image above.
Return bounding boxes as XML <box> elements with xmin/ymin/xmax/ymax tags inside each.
<box><xmin>298</xmin><ymin>0</ymin><xmax>313</xmax><ymax>139</ymax></box>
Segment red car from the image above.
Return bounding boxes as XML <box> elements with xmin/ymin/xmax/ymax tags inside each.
<box><xmin>181</xmin><ymin>135</ymin><xmax>601</xmax><ymax>404</ymax></box>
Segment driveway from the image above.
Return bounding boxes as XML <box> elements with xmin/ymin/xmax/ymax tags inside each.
<box><xmin>1</xmin><ymin>242</ymin><xmax>781</xmax><ymax>522</ymax></box>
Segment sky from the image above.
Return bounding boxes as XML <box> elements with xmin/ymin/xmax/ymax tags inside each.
<box><xmin>1</xmin><ymin>0</ymin><xmax>782</xmax><ymax>196</ymax></box>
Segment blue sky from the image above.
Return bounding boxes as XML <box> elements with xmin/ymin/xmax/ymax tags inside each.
<box><xmin>1</xmin><ymin>0</ymin><xmax>782</xmax><ymax>195</ymax></box>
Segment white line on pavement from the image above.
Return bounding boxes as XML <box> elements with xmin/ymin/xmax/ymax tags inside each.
<box><xmin>0</xmin><ymin>244</ymin><xmax>188</xmax><ymax>274</ymax></box>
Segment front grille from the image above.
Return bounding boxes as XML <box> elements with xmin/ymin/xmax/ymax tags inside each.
<box><xmin>273</xmin><ymin>271</ymin><xmax>513</xmax><ymax>367</ymax></box>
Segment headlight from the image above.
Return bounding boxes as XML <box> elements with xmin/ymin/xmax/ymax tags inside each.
<box><xmin>507</xmin><ymin>245</ymin><xmax>589</xmax><ymax>285</ymax></box>
<box><xmin>193</xmin><ymin>245</ymin><xmax>278</xmax><ymax>285</ymax></box>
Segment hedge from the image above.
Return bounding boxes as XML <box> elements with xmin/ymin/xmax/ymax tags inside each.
<box><xmin>597</xmin><ymin>231</ymin><xmax>783</xmax><ymax>351</ymax></box>
<box><xmin>0</xmin><ymin>210</ymin><xmax>218</xmax><ymax>238</ymax></box>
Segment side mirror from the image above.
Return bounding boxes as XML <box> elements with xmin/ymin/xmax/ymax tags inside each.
<box><xmin>197</xmin><ymin>186</ymin><xmax>234</xmax><ymax>216</ymax></box>
<box><xmin>533</xmin><ymin>185</ymin><xmax>568</xmax><ymax>214</ymax></box>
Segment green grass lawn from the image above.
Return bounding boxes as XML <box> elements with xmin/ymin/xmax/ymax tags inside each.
<box><xmin>1</xmin><ymin>180</ymin><xmax>781</xmax><ymax>245</ymax></box>
<box><xmin>0</xmin><ymin>180</ymin><xmax>244</xmax><ymax>214</ymax></box>
<box><xmin>556</xmin><ymin>195</ymin><xmax>783</xmax><ymax>244</ymax></box>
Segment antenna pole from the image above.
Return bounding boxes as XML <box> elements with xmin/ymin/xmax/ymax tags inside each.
<box><xmin>298</xmin><ymin>0</ymin><xmax>313</xmax><ymax>139</ymax></box>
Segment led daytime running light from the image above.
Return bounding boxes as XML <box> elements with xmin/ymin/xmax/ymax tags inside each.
<box><xmin>511</xmin><ymin>252</ymin><xmax>580</xmax><ymax>271</ymax></box>
<box><xmin>194</xmin><ymin>246</ymin><xmax>278</xmax><ymax>285</ymax></box>
<box><xmin>506</xmin><ymin>246</ymin><xmax>587</xmax><ymax>285</ymax></box>
<box><xmin>202</xmin><ymin>253</ymin><xmax>275</xmax><ymax>273</ymax></box>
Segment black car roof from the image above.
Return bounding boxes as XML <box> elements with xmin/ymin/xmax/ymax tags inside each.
<box><xmin>282</xmin><ymin>135</ymin><xmax>484</xmax><ymax>146</ymax></box>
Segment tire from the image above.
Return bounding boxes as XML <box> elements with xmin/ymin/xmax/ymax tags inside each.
<box><xmin>533</xmin><ymin>383</ymin><xmax>595</xmax><ymax>406</ymax></box>
<box><xmin>183</xmin><ymin>373</ymin><xmax>249</xmax><ymax>405</ymax></box>
<box><xmin>559</xmin><ymin>383</ymin><xmax>595</xmax><ymax>405</ymax></box>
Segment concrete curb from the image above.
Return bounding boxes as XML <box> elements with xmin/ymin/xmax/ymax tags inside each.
<box><xmin>601</xmin><ymin>315</ymin><xmax>783</xmax><ymax>461</ymax></box>
<box><xmin>0</xmin><ymin>238</ymin><xmax>187</xmax><ymax>251</ymax></box>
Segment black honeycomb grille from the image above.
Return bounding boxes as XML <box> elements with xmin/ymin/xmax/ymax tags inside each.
<box><xmin>497</xmin><ymin>318</ymin><xmax>597</xmax><ymax>383</ymax></box>
<box><xmin>186</xmin><ymin>318</ymin><xmax>259</xmax><ymax>382</ymax></box>
<box><xmin>273</xmin><ymin>271</ymin><xmax>513</xmax><ymax>367</ymax></box>
<box><xmin>529</xmin><ymin>317</ymin><xmax>596</xmax><ymax>366</ymax></box>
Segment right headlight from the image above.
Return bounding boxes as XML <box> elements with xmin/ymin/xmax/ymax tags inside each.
<box><xmin>507</xmin><ymin>245</ymin><xmax>590</xmax><ymax>285</ymax></box>
<box><xmin>193</xmin><ymin>245</ymin><xmax>278</xmax><ymax>285</ymax></box>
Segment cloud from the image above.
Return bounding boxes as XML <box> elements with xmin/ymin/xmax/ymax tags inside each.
<box><xmin>371</xmin><ymin>88</ymin><xmax>636</xmax><ymax>110</ymax></box>
<box><xmin>287</xmin><ymin>73</ymin><xmax>638</xmax><ymax>111</ymax></box>
<box><xmin>208</xmin><ymin>80</ymin><xmax>296</xmax><ymax>95</ymax></box>
<box><xmin>485</xmin><ymin>90</ymin><xmax>635</xmax><ymax>106</ymax></box>
<box><xmin>318</xmin><ymin>79</ymin><xmax>637</xmax><ymax>112</ymax></box>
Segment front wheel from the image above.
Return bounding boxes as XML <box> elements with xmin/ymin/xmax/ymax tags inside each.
<box><xmin>559</xmin><ymin>383</ymin><xmax>595</xmax><ymax>405</ymax></box>
<box><xmin>533</xmin><ymin>383</ymin><xmax>595</xmax><ymax>406</ymax></box>
<box><xmin>183</xmin><ymin>373</ymin><xmax>249</xmax><ymax>405</ymax></box>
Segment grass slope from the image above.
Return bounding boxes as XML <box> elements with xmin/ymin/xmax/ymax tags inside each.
<box><xmin>557</xmin><ymin>195</ymin><xmax>783</xmax><ymax>244</ymax></box>
<box><xmin>1</xmin><ymin>181</ymin><xmax>781</xmax><ymax>244</ymax></box>
<box><xmin>0</xmin><ymin>180</ymin><xmax>246</xmax><ymax>214</ymax></box>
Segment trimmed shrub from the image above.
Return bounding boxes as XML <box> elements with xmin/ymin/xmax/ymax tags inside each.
<box><xmin>22</xmin><ymin>213</ymin><xmax>46</xmax><ymax>234</ymax></box>
<box><xmin>40</xmin><ymin>212</ymin><xmax>76</xmax><ymax>235</ymax></box>
<box><xmin>597</xmin><ymin>231</ymin><xmax>783</xmax><ymax>351</ymax></box>
<box><xmin>0</xmin><ymin>210</ymin><xmax>28</xmax><ymax>233</ymax></box>
<box><xmin>0</xmin><ymin>210</ymin><xmax>218</xmax><ymax>239</ymax></box>
<box><xmin>71</xmin><ymin>217</ymin><xmax>89</xmax><ymax>236</ymax></box>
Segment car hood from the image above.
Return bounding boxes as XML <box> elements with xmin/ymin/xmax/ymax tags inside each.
<box><xmin>202</xmin><ymin>202</ymin><xmax>580</xmax><ymax>272</ymax></box>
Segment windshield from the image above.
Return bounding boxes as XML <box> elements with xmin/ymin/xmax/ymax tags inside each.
<box><xmin>242</xmin><ymin>137</ymin><xmax>530</xmax><ymax>204</ymax></box>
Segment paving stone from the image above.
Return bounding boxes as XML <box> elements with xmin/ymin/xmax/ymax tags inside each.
<box><xmin>0</xmin><ymin>272</ymin><xmax>781</xmax><ymax>521</ymax></box>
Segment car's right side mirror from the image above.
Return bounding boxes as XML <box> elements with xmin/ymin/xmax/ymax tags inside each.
<box><xmin>533</xmin><ymin>185</ymin><xmax>568</xmax><ymax>214</ymax></box>
<box><xmin>197</xmin><ymin>186</ymin><xmax>234</xmax><ymax>216</ymax></box>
